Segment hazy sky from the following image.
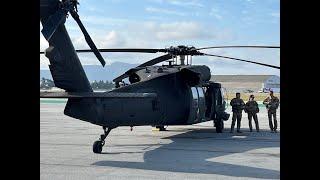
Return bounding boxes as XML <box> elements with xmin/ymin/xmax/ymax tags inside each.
<box><xmin>40</xmin><ymin>0</ymin><xmax>280</xmax><ymax>75</ymax></box>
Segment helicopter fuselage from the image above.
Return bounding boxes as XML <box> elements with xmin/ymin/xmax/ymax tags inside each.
<box><xmin>64</xmin><ymin>64</ymin><xmax>229</xmax><ymax>128</ymax></box>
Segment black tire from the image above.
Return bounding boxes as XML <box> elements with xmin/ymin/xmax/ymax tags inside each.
<box><xmin>156</xmin><ymin>125</ymin><xmax>166</xmax><ymax>131</ymax></box>
<box><xmin>215</xmin><ymin>120</ymin><xmax>224</xmax><ymax>133</ymax></box>
<box><xmin>93</xmin><ymin>140</ymin><xmax>103</xmax><ymax>154</ymax></box>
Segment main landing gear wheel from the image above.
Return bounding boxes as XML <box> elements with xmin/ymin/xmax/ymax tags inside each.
<box><xmin>93</xmin><ymin>140</ymin><xmax>104</xmax><ymax>153</ymax></box>
<box><xmin>215</xmin><ymin>119</ymin><xmax>224</xmax><ymax>133</ymax></box>
<box><xmin>156</xmin><ymin>125</ymin><xmax>166</xmax><ymax>131</ymax></box>
<box><xmin>93</xmin><ymin>127</ymin><xmax>112</xmax><ymax>154</ymax></box>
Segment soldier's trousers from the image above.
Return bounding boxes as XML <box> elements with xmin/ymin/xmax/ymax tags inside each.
<box><xmin>248</xmin><ymin>113</ymin><xmax>259</xmax><ymax>131</ymax></box>
<box><xmin>231</xmin><ymin>112</ymin><xmax>242</xmax><ymax>132</ymax></box>
<box><xmin>268</xmin><ymin>111</ymin><xmax>277</xmax><ymax>131</ymax></box>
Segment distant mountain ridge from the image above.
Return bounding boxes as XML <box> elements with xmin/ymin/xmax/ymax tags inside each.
<box><xmin>40</xmin><ymin>62</ymin><xmax>138</xmax><ymax>82</ymax></box>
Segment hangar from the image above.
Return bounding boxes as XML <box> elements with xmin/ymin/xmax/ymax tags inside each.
<box><xmin>211</xmin><ymin>75</ymin><xmax>280</xmax><ymax>93</ymax></box>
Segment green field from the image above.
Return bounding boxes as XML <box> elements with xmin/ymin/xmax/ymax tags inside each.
<box><xmin>40</xmin><ymin>98</ymin><xmax>67</xmax><ymax>104</ymax></box>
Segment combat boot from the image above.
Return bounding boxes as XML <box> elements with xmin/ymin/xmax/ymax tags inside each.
<box><xmin>237</xmin><ymin>123</ymin><xmax>242</xmax><ymax>133</ymax></box>
<box><xmin>230</xmin><ymin>129</ymin><xmax>234</xmax><ymax>133</ymax></box>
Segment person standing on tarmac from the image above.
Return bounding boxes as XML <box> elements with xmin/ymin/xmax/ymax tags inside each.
<box><xmin>245</xmin><ymin>94</ymin><xmax>260</xmax><ymax>132</ymax></box>
<box><xmin>230</xmin><ymin>92</ymin><xmax>245</xmax><ymax>133</ymax></box>
<box><xmin>263</xmin><ymin>90</ymin><xmax>280</xmax><ymax>133</ymax></box>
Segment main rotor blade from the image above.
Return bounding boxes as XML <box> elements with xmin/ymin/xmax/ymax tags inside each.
<box><xmin>137</xmin><ymin>54</ymin><xmax>172</xmax><ymax>67</ymax></box>
<box><xmin>70</xmin><ymin>11</ymin><xmax>106</xmax><ymax>67</ymax></box>
<box><xmin>197</xmin><ymin>45</ymin><xmax>280</xmax><ymax>51</ymax></box>
<box><xmin>40</xmin><ymin>48</ymin><xmax>166</xmax><ymax>54</ymax></box>
<box><xmin>113</xmin><ymin>54</ymin><xmax>173</xmax><ymax>82</ymax></box>
<box><xmin>201</xmin><ymin>53</ymin><xmax>280</xmax><ymax>69</ymax></box>
<box><xmin>74</xmin><ymin>48</ymin><xmax>166</xmax><ymax>53</ymax></box>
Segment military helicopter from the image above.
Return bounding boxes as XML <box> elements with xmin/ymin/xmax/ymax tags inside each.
<box><xmin>40</xmin><ymin>0</ymin><xmax>280</xmax><ymax>153</ymax></box>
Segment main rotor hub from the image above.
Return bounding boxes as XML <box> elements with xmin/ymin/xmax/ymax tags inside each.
<box><xmin>165</xmin><ymin>45</ymin><xmax>201</xmax><ymax>56</ymax></box>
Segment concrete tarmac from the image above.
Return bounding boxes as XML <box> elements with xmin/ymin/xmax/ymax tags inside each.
<box><xmin>40</xmin><ymin>102</ymin><xmax>280</xmax><ymax>180</ymax></box>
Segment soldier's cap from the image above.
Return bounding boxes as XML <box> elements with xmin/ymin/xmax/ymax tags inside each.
<box><xmin>236</xmin><ymin>92</ymin><xmax>240</xmax><ymax>95</ymax></box>
<box><xmin>250</xmin><ymin>95</ymin><xmax>254</xmax><ymax>98</ymax></box>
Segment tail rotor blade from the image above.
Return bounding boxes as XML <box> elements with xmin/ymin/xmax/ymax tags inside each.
<box><xmin>70</xmin><ymin>11</ymin><xmax>106</xmax><ymax>67</ymax></box>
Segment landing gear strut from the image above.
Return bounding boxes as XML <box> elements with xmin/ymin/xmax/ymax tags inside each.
<box><xmin>93</xmin><ymin>126</ymin><xmax>112</xmax><ymax>154</ymax></box>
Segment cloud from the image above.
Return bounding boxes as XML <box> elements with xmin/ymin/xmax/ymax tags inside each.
<box><xmin>167</xmin><ymin>0</ymin><xmax>204</xmax><ymax>7</ymax></box>
<box><xmin>81</xmin><ymin>16</ymin><xmax>130</xmax><ymax>26</ymax></box>
<box><xmin>242</xmin><ymin>10</ymin><xmax>248</xmax><ymax>14</ymax></box>
<box><xmin>209</xmin><ymin>8</ymin><xmax>224</xmax><ymax>20</ymax></box>
<box><xmin>40</xmin><ymin>19</ymin><xmax>236</xmax><ymax>66</ymax></box>
<box><xmin>270</xmin><ymin>12</ymin><xmax>280</xmax><ymax>18</ymax></box>
<box><xmin>147</xmin><ymin>0</ymin><xmax>203</xmax><ymax>7</ymax></box>
<box><xmin>72</xmin><ymin>30</ymin><xmax>126</xmax><ymax>49</ymax></box>
<box><xmin>39</xmin><ymin>0</ymin><xmax>278</xmax><ymax>75</ymax></box>
<box><xmin>142</xmin><ymin>21</ymin><xmax>229</xmax><ymax>41</ymax></box>
<box><xmin>193</xmin><ymin>47</ymin><xmax>280</xmax><ymax>75</ymax></box>
<box><xmin>145</xmin><ymin>7</ymin><xmax>186</xmax><ymax>16</ymax></box>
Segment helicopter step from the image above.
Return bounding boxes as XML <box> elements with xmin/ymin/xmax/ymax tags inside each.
<box><xmin>93</xmin><ymin>126</ymin><xmax>112</xmax><ymax>154</ymax></box>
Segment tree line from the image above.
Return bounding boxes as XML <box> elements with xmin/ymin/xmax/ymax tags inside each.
<box><xmin>40</xmin><ymin>78</ymin><xmax>115</xmax><ymax>90</ymax></box>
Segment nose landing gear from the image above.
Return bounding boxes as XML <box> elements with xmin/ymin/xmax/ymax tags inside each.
<box><xmin>93</xmin><ymin>127</ymin><xmax>112</xmax><ymax>154</ymax></box>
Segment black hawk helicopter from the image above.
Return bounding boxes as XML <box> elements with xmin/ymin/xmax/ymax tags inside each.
<box><xmin>40</xmin><ymin>0</ymin><xmax>280</xmax><ymax>153</ymax></box>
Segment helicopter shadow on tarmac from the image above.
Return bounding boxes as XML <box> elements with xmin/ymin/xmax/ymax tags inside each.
<box><xmin>92</xmin><ymin>128</ymin><xmax>280</xmax><ymax>179</ymax></box>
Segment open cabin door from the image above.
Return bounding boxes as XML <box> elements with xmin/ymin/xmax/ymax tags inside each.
<box><xmin>187</xmin><ymin>87</ymin><xmax>206</xmax><ymax>124</ymax></box>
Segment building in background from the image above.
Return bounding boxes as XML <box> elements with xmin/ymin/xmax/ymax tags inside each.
<box><xmin>211</xmin><ymin>75</ymin><xmax>280</xmax><ymax>93</ymax></box>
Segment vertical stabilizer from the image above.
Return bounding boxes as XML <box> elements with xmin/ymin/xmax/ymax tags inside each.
<box><xmin>40</xmin><ymin>21</ymin><xmax>92</xmax><ymax>92</ymax></box>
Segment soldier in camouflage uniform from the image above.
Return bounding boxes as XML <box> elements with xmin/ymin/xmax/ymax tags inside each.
<box><xmin>245</xmin><ymin>95</ymin><xmax>260</xmax><ymax>132</ymax></box>
<box><xmin>263</xmin><ymin>91</ymin><xmax>280</xmax><ymax>133</ymax></box>
<box><xmin>230</xmin><ymin>92</ymin><xmax>245</xmax><ymax>133</ymax></box>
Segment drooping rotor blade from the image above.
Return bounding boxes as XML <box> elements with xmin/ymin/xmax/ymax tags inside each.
<box><xmin>197</xmin><ymin>45</ymin><xmax>280</xmax><ymax>51</ymax></box>
<box><xmin>74</xmin><ymin>48</ymin><xmax>167</xmax><ymax>53</ymax></box>
<box><xmin>70</xmin><ymin>11</ymin><xmax>106</xmax><ymax>67</ymax></box>
<box><xmin>201</xmin><ymin>53</ymin><xmax>280</xmax><ymax>69</ymax></box>
<box><xmin>41</xmin><ymin>9</ymin><xmax>67</xmax><ymax>41</ymax></box>
<box><xmin>112</xmin><ymin>54</ymin><xmax>173</xmax><ymax>82</ymax></box>
<box><xmin>137</xmin><ymin>54</ymin><xmax>173</xmax><ymax>67</ymax></box>
<box><xmin>113</xmin><ymin>73</ymin><xmax>130</xmax><ymax>83</ymax></box>
<box><xmin>40</xmin><ymin>48</ymin><xmax>166</xmax><ymax>54</ymax></box>
<box><xmin>112</xmin><ymin>68</ymin><xmax>141</xmax><ymax>83</ymax></box>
